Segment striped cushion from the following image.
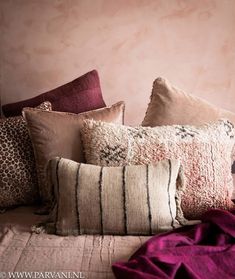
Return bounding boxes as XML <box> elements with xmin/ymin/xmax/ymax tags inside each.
<box><xmin>46</xmin><ymin>157</ymin><xmax>187</xmax><ymax>236</ymax></box>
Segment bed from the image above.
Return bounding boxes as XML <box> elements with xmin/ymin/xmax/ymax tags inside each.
<box><xmin>0</xmin><ymin>175</ymin><xmax>234</xmax><ymax>278</ymax></box>
<box><xmin>1</xmin><ymin>71</ymin><xmax>235</xmax><ymax>279</ymax></box>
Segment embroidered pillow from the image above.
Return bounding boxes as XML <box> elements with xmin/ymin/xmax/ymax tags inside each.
<box><xmin>2</xmin><ymin>70</ymin><xmax>105</xmax><ymax>117</ymax></box>
<box><xmin>0</xmin><ymin>101</ymin><xmax>52</xmax><ymax>208</ymax></box>
<box><xmin>44</xmin><ymin>157</ymin><xmax>186</xmax><ymax>236</ymax></box>
<box><xmin>23</xmin><ymin>102</ymin><xmax>125</xmax><ymax>210</ymax></box>
<box><xmin>81</xmin><ymin>119</ymin><xmax>235</xmax><ymax>219</ymax></box>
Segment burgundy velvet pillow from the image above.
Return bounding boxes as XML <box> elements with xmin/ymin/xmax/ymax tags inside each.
<box><xmin>2</xmin><ymin>70</ymin><xmax>106</xmax><ymax>117</ymax></box>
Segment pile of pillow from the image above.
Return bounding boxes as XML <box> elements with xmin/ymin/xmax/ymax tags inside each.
<box><xmin>0</xmin><ymin>70</ymin><xmax>108</xmax><ymax>210</ymax></box>
<box><xmin>1</xmin><ymin>71</ymin><xmax>235</xmax><ymax>236</ymax></box>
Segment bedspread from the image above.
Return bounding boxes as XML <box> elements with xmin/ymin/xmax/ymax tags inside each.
<box><xmin>0</xmin><ymin>207</ymin><xmax>150</xmax><ymax>279</ymax></box>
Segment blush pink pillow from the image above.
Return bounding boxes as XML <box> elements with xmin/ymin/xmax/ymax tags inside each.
<box><xmin>142</xmin><ymin>77</ymin><xmax>235</xmax><ymax>127</ymax></box>
<box><xmin>2</xmin><ymin>70</ymin><xmax>106</xmax><ymax>117</ymax></box>
<box><xmin>81</xmin><ymin>119</ymin><xmax>235</xmax><ymax>219</ymax></box>
<box><xmin>142</xmin><ymin>77</ymin><xmax>235</xmax><ymax>174</ymax></box>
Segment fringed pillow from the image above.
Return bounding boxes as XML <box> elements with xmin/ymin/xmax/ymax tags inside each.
<box><xmin>43</xmin><ymin>157</ymin><xmax>187</xmax><ymax>236</ymax></box>
<box><xmin>81</xmin><ymin>119</ymin><xmax>235</xmax><ymax>219</ymax></box>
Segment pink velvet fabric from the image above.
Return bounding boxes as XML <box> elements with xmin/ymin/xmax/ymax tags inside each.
<box><xmin>2</xmin><ymin>70</ymin><xmax>106</xmax><ymax>117</ymax></box>
<box><xmin>113</xmin><ymin>209</ymin><xmax>235</xmax><ymax>279</ymax></box>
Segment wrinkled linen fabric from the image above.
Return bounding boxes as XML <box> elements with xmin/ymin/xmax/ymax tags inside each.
<box><xmin>0</xmin><ymin>207</ymin><xmax>150</xmax><ymax>279</ymax></box>
<box><xmin>112</xmin><ymin>209</ymin><xmax>235</xmax><ymax>279</ymax></box>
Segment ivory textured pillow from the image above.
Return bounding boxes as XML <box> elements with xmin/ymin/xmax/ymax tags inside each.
<box><xmin>45</xmin><ymin>157</ymin><xmax>186</xmax><ymax>236</ymax></box>
<box><xmin>81</xmin><ymin>119</ymin><xmax>235</xmax><ymax>219</ymax></box>
<box><xmin>0</xmin><ymin>101</ymin><xmax>52</xmax><ymax>208</ymax></box>
<box><xmin>23</xmin><ymin>102</ymin><xmax>125</xmax><ymax>209</ymax></box>
<box><xmin>142</xmin><ymin>77</ymin><xmax>235</xmax><ymax>127</ymax></box>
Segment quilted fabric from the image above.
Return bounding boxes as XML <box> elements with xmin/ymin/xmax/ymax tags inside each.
<box><xmin>0</xmin><ymin>206</ymin><xmax>150</xmax><ymax>279</ymax></box>
<box><xmin>81</xmin><ymin>119</ymin><xmax>235</xmax><ymax>219</ymax></box>
<box><xmin>0</xmin><ymin>102</ymin><xmax>52</xmax><ymax>208</ymax></box>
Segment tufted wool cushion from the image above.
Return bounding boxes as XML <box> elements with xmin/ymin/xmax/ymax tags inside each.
<box><xmin>0</xmin><ymin>101</ymin><xmax>52</xmax><ymax>208</ymax></box>
<box><xmin>81</xmin><ymin>119</ymin><xmax>235</xmax><ymax>219</ymax></box>
<box><xmin>142</xmin><ymin>77</ymin><xmax>235</xmax><ymax>127</ymax></box>
<box><xmin>45</xmin><ymin>157</ymin><xmax>187</xmax><ymax>236</ymax></box>
<box><xmin>2</xmin><ymin>70</ymin><xmax>106</xmax><ymax>117</ymax></box>
<box><xmin>23</xmin><ymin>102</ymin><xmax>125</xmax><ymax>210</ymax></box>
<box><xmin>142</xmin><ymin>77</ymin><xmax>235</xmax><ymax>174</ymax></box>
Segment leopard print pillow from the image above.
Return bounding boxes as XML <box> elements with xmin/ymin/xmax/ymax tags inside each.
<box><xmin>0</xmin><ymin>101</ymin><xmax>52</xmax><ymax>208</ymax></box>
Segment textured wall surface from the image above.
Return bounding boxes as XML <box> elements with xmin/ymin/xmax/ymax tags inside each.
<box><xmin>1</xmin><ymin>0</ymin><xmax>235</xmax><ymax>124</ymax></box>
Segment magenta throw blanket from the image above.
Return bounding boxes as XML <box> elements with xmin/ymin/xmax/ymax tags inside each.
<box><xmin>112</xmin><ymin>209</ymin><xmax>235</xmax><ymax>279</ymax></box>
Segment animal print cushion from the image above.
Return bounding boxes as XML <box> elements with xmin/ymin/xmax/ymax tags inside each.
<box><xmin>0</xmin><ymin>101</ymin><xmax>52</xmax><ymax>208</ymax></box>
<box><xmin>81</xmin><ymin>119</ymin><xmax>235</xmax><ymax>219</ymax></box>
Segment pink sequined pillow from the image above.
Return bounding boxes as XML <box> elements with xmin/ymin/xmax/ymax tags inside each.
<box><xmin>81</xmin><ymin>119</ymin><xmax>235</xmax><ymax>219</ymax></box>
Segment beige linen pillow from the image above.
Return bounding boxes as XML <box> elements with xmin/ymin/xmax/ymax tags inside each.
<box><xmin>81</xmin><ymin>119</ymin><xmax>235</xmax><ymax>219</ymax></box>
<box><xmin>142</xmin><ymin>77</ymin><xmax>235</xmax><ymax>127</ymax></box>
<box><xmin>23</xmin><ymin>102</ymin><xmax>125</xmax><ymax>210</ymax></box>
<box><xmin>45</xmin><ymin>157</ymin><xmax>186</xmax><ymax>236</ymax></box>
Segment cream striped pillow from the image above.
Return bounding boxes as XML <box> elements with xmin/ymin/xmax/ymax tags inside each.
<box><xmin>46</xmin><ymin>157</ymin><xmax>186</xmax><ymax>236</ymax></box>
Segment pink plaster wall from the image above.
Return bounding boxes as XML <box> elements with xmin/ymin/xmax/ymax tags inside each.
<box><xmin>1</xmin><ymin>0</ymin><xmax>235</xmax><ymax>124</ymax></box>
